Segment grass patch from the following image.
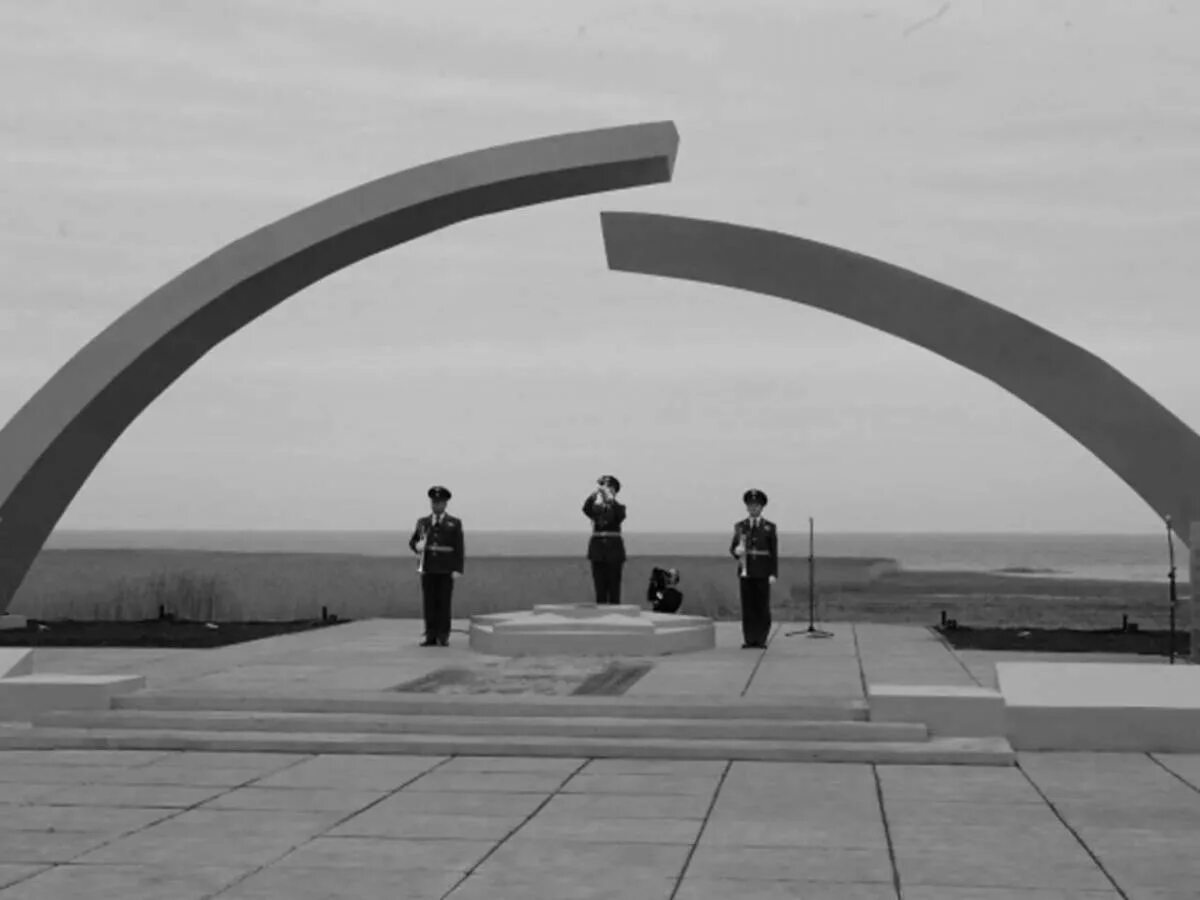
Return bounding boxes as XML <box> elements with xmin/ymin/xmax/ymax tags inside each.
<box><xmin>938</xmin><ymin>625</ymin><xmax>1192</xmax><ymax>656</ymax></box>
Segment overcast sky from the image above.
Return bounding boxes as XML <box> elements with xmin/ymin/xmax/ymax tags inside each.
<box><xmin>2</xmin><ymin>0</ymin><xmax>1199</xmax><ymax>533</ymax></box>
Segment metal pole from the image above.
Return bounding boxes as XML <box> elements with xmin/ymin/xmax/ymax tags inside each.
<box><xmin>808</xmin><ymin>517</ymin><xmax>816</xmax><ymax>630</ymax></box>
<box><xmin>1166</xmin><ymin>515</ymin><xmax>1177</xmax><ymax>665</ymax></box>
<box><xmin>788</xmin><ymin>516</ymin><xmax>833</xmax><ymax>638</ymax></box>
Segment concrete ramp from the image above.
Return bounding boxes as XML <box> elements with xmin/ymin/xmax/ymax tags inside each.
<box><xmin>0</xmin><ymin>648</ymin><xmax>32</xmax><ymax>679</ymax></box>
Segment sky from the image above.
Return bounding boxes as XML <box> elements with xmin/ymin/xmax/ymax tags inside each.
<box><xmin>2</xmin><ymin>0</ymin><xmax>1199</xmax><ymax>534</ymax></box>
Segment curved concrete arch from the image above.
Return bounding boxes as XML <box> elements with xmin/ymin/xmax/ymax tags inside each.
<box><xmin>0</xmin><ymin>123</ymin><xmax>679</xmax><ymax>612</ymax></box>
<box><xmin>600</xmin><ymin>211</ymin><xmax>1200</xmax><ymax>546</ymax></box>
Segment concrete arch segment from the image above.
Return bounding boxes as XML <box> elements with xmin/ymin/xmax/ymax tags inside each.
<box><xmin>599</xmin><ymin>211</ymin><xmax>1200</xmax><ymax>547</ymax></box>
<box><xmin>0</xmin><ymin>123</ymin><xmax>680</xmax><ymax>613</ymax></box>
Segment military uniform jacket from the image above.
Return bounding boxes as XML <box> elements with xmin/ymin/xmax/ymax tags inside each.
<box><xmin>583</xmin><ymin>494</ymin><xmax>627</xmax><ymax>563</ymax></box>
<box><xmin>729</xmin><ymin>517</ymin><xmax>778</xmax><ymax>579</ymax></box>
<box><xmin>408</xmin><ymin>514</ymin><xmax>465</xmax><ymax>575</ymax></box>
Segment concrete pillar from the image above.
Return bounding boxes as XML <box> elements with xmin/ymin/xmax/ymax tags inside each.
<box><xmin>1189</xmin><ymin>522</ymin><xmax>1200</xmax><ymax>664</ymax></box>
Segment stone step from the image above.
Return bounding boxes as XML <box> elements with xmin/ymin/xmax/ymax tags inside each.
<box><xmin>32</xmin><ymin>709</ymin><xmax>927</xmax><ymax>742</ymax></box>
<box><xmin>113</xmin><ymin>690</ymin><xmax>868</xmax><ymax>721</ymax></box>
<box><xmin>0</xmin><ymin>726</ymin><xmax>1015</xmax><ymax>765</ymax></box>
<box><xmin>0</xmin><ymin>673</ymin><xmax>146</xmax><ymax>721</ymax></box>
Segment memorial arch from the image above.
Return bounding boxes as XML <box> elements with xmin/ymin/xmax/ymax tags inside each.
<box><xmin>0</xmin><ymin>122</ymin><xmax>679</xmax><ymax>613</ymax></box>
<box><xmin>599</xmin><ymin>211</ymin><xmax>1200</xmax><ymax>549</ymax></box>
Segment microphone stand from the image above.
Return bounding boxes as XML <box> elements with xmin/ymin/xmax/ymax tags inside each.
<box><xmin>1165</xmin><ymin>515</ymin><xmax>1177</xmax><ymax>665</ymax></box>
<box><xmin>787</xmin><ymin>517</ymin><xmax>834</xmax><ymax>638</ymax></box>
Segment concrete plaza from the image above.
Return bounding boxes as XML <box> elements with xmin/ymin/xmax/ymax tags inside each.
<box><xmin>1</xmin><ymin>619</ymin><xmax>1197</xmax><ymax>898</ymax></box>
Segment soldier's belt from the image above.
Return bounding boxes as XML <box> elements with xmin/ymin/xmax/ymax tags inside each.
<box><xmin>592</xmin><ymin>532</ymin><xmax>622</xmax><ymax>538</ymax></box>
<box><xmin>426</xmin><ymin>545</ymin><xmax>455</xmax><ymax>552</ymax></box>
<box><xmin>746</xmin><ymin>550</ymin><xmax>772</xmax><ymax>556</ymax></box>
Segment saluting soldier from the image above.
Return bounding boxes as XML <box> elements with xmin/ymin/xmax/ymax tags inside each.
<box><xmin>583</xmin><ymin>475</ymin><xmax>626</xmax><ymax>604</ymax></box>
<box><xmin>730</xmin><ymin>488</ymin><xmax>778</xmax><ymax>648</ymax></box>
<box><xmin>408</xmin><ymin>485</ymin><xmax>465</xmax><ymax>647</ymax></box>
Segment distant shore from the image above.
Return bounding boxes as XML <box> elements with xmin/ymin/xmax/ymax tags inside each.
<box><xmin>8</xmin><ymin>548</ymin><xmax>1186</xmax><ymax>631</ymax></box>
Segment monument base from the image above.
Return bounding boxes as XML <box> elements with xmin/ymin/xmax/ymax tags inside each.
<box><xmin>468</xmin><ymin>603</ymin><xmax>715</xmax><ymax>657</ymax></box>
<box><xmin>0</xmin><ymin>615</ymin><xmax>27</xmax><ymax>631</ymax></box>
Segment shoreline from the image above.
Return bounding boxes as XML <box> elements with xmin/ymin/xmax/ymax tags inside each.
<box><xmin>8</xmin><ymin>548</ymin><xmax>1184</xmax><ymax>630</ymax></box>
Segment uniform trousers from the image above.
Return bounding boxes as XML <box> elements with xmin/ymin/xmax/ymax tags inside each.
<box><xmin>739</xmin><ymin>576</ymin><xmax>772</xmax><ymax>645</ymax></box>
<box><xmin>420</xmin><ymin>573</ymin><xmax>454</xmax><ymax>641</ymax></box>
<box><xmin>590</xmin><ymin>561</ymin><xmax>624</xmax><ymax>605</ymax></box>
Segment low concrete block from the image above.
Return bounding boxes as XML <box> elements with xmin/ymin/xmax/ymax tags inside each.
<box><xmin>997</xmin><ymin>661</ymin><xmax>1200</xmax><ymax>751</ymax></box>
<box><xmin>0</xmin><ymin>673</ymin><xmax>146</xmax><ymax>722</ymax></box>
<box><xmin>0</xmin><ymin>614</ymin><xmax>27</xmax><ymax>631</ymax></box>
<box><xmin>469</xmin><ymin>604</ymin><xmax>715</xmax><ymax>656</ymax></box>
<box><xmin>867</xmin><ymin>683</ymin><xmax>1006</xmax><ymax>737</ymax></box>
<box><xmin>0</xmin><ymin>647</ymin><xmax>33</xmax><ymax>679</ymax></box>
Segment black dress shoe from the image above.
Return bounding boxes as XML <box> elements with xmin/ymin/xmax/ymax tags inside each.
<box><xmin>419</xmin><ymin>638</ymin><xmax>437</xmax><ymax>647</ymax></box>
<box><xmin>437</xmin><ymin>638</ymin><xmax>449</xmax><ymax>647</ymax></box>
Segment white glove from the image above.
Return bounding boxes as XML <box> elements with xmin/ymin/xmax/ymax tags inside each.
<box><xmin>414</xmin><ymin>539</ymin><xmax>426</xmax><ymax>553</ymax></box>
<box><xmin>768</xmin><ymin>575</ymin><xmax>777</xmax><ymax>585</ymax></box>
<box><xmin>451</xmin><ymin>571</ymin><xmax>461</xmax><ymax>580</ymax></box>
<box><xmin>733</xmin><ymin>544</ymin><xmax>745</xmax><ymax>558</ymax></box>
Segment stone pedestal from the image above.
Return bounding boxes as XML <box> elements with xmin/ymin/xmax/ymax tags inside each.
<box><xmin>0</xmin><ymin>615</ymin><xmax>27</xmax><ymax>631</ymax></box>
<box><xmin>468</xmin><ymin>603</ymin><xmax>715</xmax><ymax>657</ymax></box>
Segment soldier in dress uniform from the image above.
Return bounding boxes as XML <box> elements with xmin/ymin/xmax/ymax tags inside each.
<box><xmin>407</xmin><ymin>485</ymin><xmax>464</xmax><ymax>647</ymax></box>
<box><xmin>729</xmin><ymin>488</ymin><xmax>778</xmax><ymax>648</ymax></box>
<box><xmin>583</xmin><ymin>475</ymin><xmax>626</xmax><ymax>604</ymax></box>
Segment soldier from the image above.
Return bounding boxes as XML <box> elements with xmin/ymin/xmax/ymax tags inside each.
<box><xmin>730</xmin><ymin>488</ymin><xmax>778</xmax><ymax>648</ymax></box>
<box><xmin>408</xmin><ymin>485</ymin><xmax>464</xmax><ymax>647</ymax></box>
<box><xmin>583</xmin><ymin>475</ymin><xmax>626</xmax><ymax>604</ymax></box>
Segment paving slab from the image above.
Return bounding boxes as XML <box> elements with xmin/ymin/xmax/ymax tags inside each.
<box><xmin>684</xmin><ymin>844</ymin><xmax>895</xmax><ymax>883</ymax></box>
<box><xmin>699</xmin><ymin>816</ymin><xmax>889</xmax><ymax>849</ymax></box>
<box><xmin>537</xmin><ymin>791</ymin><xmax>712</xmax><ymax>820</ymax></box>
<box><xmin>141</xmin><ymin>750</ymin><xmax>309</xmax><ymax>769</ymax></box>
<box><xmin>893</xmin><ymin>843</ymin><xmax>1114</xmax><ymax>891</ymax></box>
<box><xmin>1150</xmin><ymin>752</ymin><xmax>1200</xmax><ymax>790</ymax></box>
<box><xmin>0</xmin><ymin>831</ymin><xmax>114</xmax><ymax>864</ymax></box>
<box><xmin>10</xmin><ymin>749</ymin><xmax>172</xmax><ymax>766</ymax></box>
<box><xmin>580</xmin><ymin>758</ymin><xmax>727</xmax><ymax>776</ymax></box>
<box><xmin>0</xmin><ymin>864</ymin><xmax>248</xmax><ymax>900</ymax></box>
<box><xmin>367</xmin><ymin>789</ymin><xmax>548</xmax><ymax>818</ymax></box>
<box><xmin>902</xmin><ymin>889</ymin><xmax>1121</xmax><ymax>899</ymax></box>
<box><xmin>273</xmin><ymin>836</ymin><xmax>496</xmax><ymax>870</ymax></box>
<box><xmin>674</xmin><ymin>880</ymin><xmax>897</xmax><ymax>900</ymax></box>
<box><xmin>200</xmin><ymin>786</ymin><xmax>389</xmax><ymax>812</ymax></box>
<box><xmin>249</xmin><ymin>753</ymin><xmax>443</xmax><ymax>789</ymax></box>
<box><xmin>0</xmin><ymin>764</ymin><xmax>136</xmax><ymax>784</ymax></box>
<box><xmin>404</xmin><ymin>770</ymin><xmax>570</xmax><ymax>793</ymax></box>
<box><xmin>328</xmin><ymin>810</ymin><xmax>522</xmax><ymax>840</ymax></box>
<box><xmin>559</xmin><ymin>772</ymin><xmax>721</xmax><ymax>795</ymax></box>
<box><xmin>162</xmin><ymin>807</ymin><xmax>345</xmax><ymax>834</ymax></box>
<box><xmin>877</xmin><ymin>764</ymin><xmax>1045</xmax><ymax>804</ymax></box>
<box><xmin>517</xmin><ymin>814</ymin><xmax>702</xmax><ymax>844</ymax></box>
<box><xmin>436</xmin><ymin>755</ymin><xmax>584</xmax><ymax>773</ymax></box>
<box><xmin>34</xmin><ymin>783</ymin><xmax>229</xmax><ymax>808</ymax></box>
<box><xmin>883</xmin><ymin>799</ymin><xmax>1065</xmax><ymax>828</ymax></box>
<box><xmin>0</xmin><ymin>804</ymin><xmax>172</xmax><ymax>833</ymax></box>
<box><xmin>214</xmin><ymin>865</ymin><xmax>463</xmax><ymax>900</ymax></box>
<box><xmin>103</xmin><ymin>764</ymin><xmax>293</xmax><ymax>787</ymax></box>
<box><xmin>476</xmin><ymin>838</ymin><xmax>690</xmax><ymax>877</ymax></box>
<box><xmin>70</xmin><ymin>827</ymin><xmax>314</xmax><ymax>867</ymax></box>
<box><xmin>443</xmin><ymin>870</ymin><xmax>677</xmax><ymax>900</ymax></box>
<box><xmin>0</xmin><ymin>783</ymin><xmax>67</xmax><ymax>803</ymax></box>
<box><xmin>0</xmin><ymin>867</ymin><xmax>46</xmax><ymax>892</ymax></box>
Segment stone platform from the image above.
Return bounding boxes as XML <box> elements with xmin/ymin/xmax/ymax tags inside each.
<box><xmin>998</xmin><ymin>661</ymin><xmax>1200</xmax><ymax>751</ymax></box>
<box><xmin>468</xmin><ymin>603</ymin><xmax>715</xmax><ymax>657</ymax></box>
